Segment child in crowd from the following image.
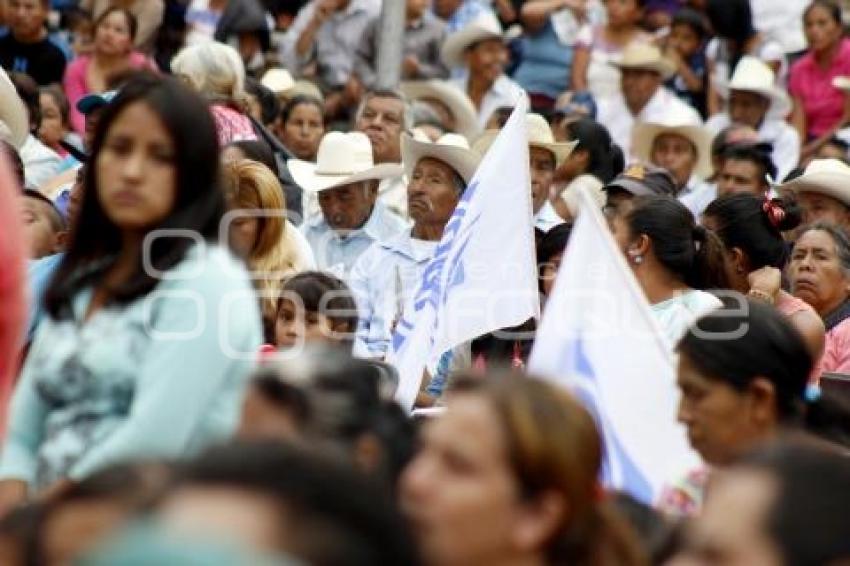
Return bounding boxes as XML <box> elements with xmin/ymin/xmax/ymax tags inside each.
<box><xmin>270</xmin><ymin>271</ymin><xmax>358</xmax><ymax>350</ymax></box>
<box><xmin>664</xmin><ymin>8</ymin><xmax>709</xmax><ymax>118</ymax></box>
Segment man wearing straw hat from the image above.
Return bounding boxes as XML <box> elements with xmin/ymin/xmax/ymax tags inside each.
<box><xmin>706</xmin><ymin>56</ymin><xmax>799</xmax><ymax>181</ymax></box>
<box><xmin>597</xmin><ymin>43</ymin><xmax>702</xmax><ymax>158</ymax></box>
<box><xmin>349</xmin><ymin>133</ymin><xmax>480</xmax><ymax>360</ymax></box>
<box><xmin>291</xmin><ymin>132</ymin><xmax>409</xmax><ymax>277</ymax></box>
<box><xmin>778</xmin><ymin>158</ymin><xmax>850</xmax><ymax>233</ymax></box>
<box><xmin>473</xmin><ymin>113</ymin><xmax>577</xmax><ymax>231</ymax></box>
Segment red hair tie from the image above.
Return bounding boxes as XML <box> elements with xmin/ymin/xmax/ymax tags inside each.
<box><xmin>763</xmin><ymin>192</ymin><xmax>786</xmax><ymax>228</ymax></box>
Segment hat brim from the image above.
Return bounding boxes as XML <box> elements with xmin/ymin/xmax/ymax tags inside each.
<box><xmin>0</xmin><ymin>70</ymin><xmax>29</xmax><ymax>150</ymax></box>
<box><xmin>610</xmin><ymin>60</ymin><xmax>676</xmax><ymax>81</ymax></box>
<box><xmin>441</xmin><ymin>27</ymin><xmax>504</xmax><ymax>69</ymax></box>
<box><xmin>779</xmin><ymin>172</ymin><xmax>850</xmax><ymax>207</ymax></box>
<box><xmin>631</xmin><ymin>123</ymin><xmax>714</xmax><ymax>179</ymax></box>
<box><xmin>603</xmin><ymin>178</ymin><xmax>657</xmax><ymax>197</ymax></box>
<box><xmin>289</xmin><ymin>160</ymin><xmax>404</xmax><ymax>193</ymax></box>
<box><xmin>716</xmin><ymin>83</ymin><xmax>792</xmax><ymax>119</ymax></box>
<box><xmin>473</xmin><ymin>130</ymin><xmax>577</xmax><ymax>167</ymax></box>
<box><xmin>401</xmin><ymin>134</ymin><xmax>481</xmax><ymax>185</ymax></box>
<box><xmin>77</xmin><ymin>93</ymin><xmax>112</xmax><ymax>115</ymax></box>
<box><xmin>401</xmin><ymin>80</ymin><xmax>481</xmax><ymax>141</ymax></box>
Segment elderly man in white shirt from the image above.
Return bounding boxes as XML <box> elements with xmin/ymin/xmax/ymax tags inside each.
<box><xmin>291</xmin><ymin>132</ymin><xmax>409</xmax><ymax>279</ymax></box>
<box><xmin>442</xmin><ymin>12</ymin><xmax>525</xmax><ymax>128</ymax></box>
<box><xmin>597</xmin><ymin>43</ymin><xmax>702</xmax><ymax>158</ymax></box>
<box><xmin>473</xmin><ymin>113</ymin><xmax>577</xmax><ymax>231</ymax></box>
<box><xmin>706</xmin><ymin>56</ymin><xmax>799</xmax><ymax>182</ymax></box>
<box><xmin>349</xmin><ymin>133</ymin><xmax>480</xmax><ymax>363</ymax></box>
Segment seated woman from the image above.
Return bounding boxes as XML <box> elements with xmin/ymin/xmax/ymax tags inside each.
<box><xmin>274</xmin><ymin>95</ymin><xmax>325</xmax><ymax>163</ymax></box>
<box><xmin>788</xmin><ymin>223</ymin><xmax>850</xmax><ymax>375</ymax></box>
<box><xmin>401</xmin><ymin>371</ymin><xmax>645</xmax><ymax>566</ymax></box>
<box><xmin>171</xmin><ymin>41</ymin><xmax>257</xmax><ymax>146</ymax></box>
<box><xmin>607</xmin><ymin>195</ymin><xmax>725</xmax><ymax>345</ymax></box>
<box><xmin>220</xmin><ymin>159</ymin><xmax>314</xmax><ymax>338</ymax></box>
<box><xmin>64</xmin><ymin>7</ymin><xmax>156</xmax><ymax>135</ymax></box>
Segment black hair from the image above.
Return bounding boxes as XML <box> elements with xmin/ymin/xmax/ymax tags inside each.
<box><xmin>226</xmin><ymin>139</ymin><xmax>279</xmax><ymax>176</ymax></box>
<box><xmin>564</xmin><ymin>118</ymin><xmax>621</xmax><ymax>183</ymax></box>
<box><xmin>804</xmin><ymin>0</ymin><xmax>843</xmax><ymax>25</ymax></box>
<box><xmin>706</xmin><ymin>0</ymin><xmax>755</xmax><ymax>44</ymax></box>
<box><xmin>94</xmin><ymin>6</ymin><xmax>138</xmax><ymax>41</ymax></box>
<box><xmin>250</xmin><ymin>372</ymin><xmax>312</xmax><ymax>426</ymax></box>
<box><xmin>627</xmin><ymin>196</ymin><xmax>729</xmax><ymax>289</ymax></box>
<box><xmin>671</xmin><ymin>8</ymin><xmax>709</xmax><ymax>40</ymax></box>
<box><xmin>737</xmin><ymin>442</ymin><xmax>850</xmax><ymax>566</ymax></box>
<box><xmin>9</xmin><ymin>72</ymin><xmax>40</xmax><ymax>133</ymax></box>
<box><xmin>45</xmin><ymin>75</ymin><xmax>224</xmax><ymax>319</ymax></box>
<box><xmin>280</xmin><ymin>94</ymin><xmax>325</xmax><ymax>126</ymax></box>
<box><xmin>537</xmin><ymin>222</ymin><xmax>572</xmax><ymax>266</ymax></box>
<box><xmin>704</xmin><ymin>193</ymin><xmax>802</xmax><ymax>270</ymax></box>
<box><xmin>43</xmin><ymin>463</ymin><xmax>167</xmax><ymax>512</ymax></box>
<box><xmin>278</xmin><ymin>271</ymin><xmax>358</xmax><ymax>340</ymax></box>
<box><xmin>23</xmin><ymin>189</ymin><xmax>65</xmax><ymax>232</ymax></box>
<box><xmin>244</xmin><ymin>77</ymin><xmax>281</xmax><ymax>126</ymax></box>
<box><xmin>720</xmin><ymin>143</ymin><xmax>777</xmax><ymax>183</ymax></box>
<box><xmin>0</xmin><ymin>140</ymin><xmax>25</xmax><ymax>189</ymax></box>
<box><xmin>174</xmin><ymin>441</ymin><xmax>422</xmax><ymax>566</ymax></box>
<box><xmin>678</xmin><ymin>301</ymin><xmax>812</xmax><ymax>422</ymax></box>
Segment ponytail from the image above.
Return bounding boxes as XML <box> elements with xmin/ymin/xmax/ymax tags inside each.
<box><xmin>691</xmin><ymin>225</ymin><xmax>730</xmax><ymax>290</ymax></box>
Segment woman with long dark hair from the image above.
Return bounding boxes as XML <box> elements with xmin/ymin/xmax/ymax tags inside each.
<box><xmin>0</xmin><ymin>76</ymin><xmax>262</xmax><ymax>508</ymax></box>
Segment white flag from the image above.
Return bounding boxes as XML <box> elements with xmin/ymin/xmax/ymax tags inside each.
<box><xmin>390</xmin><ymin>98</ymin><xmax>540</xmax><ymax>411</ymax></box>
<box><xmin>528</xmin><ymin>187</ymin><xmax>701</xmax><ymax>504</ymax></box>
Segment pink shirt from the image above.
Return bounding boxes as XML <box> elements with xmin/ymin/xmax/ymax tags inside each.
<box><xmin>821</xmin><ymin>317</ymin><xmax>850</xmax><ymax>375</ymax></box>
<box><xmin>210</xmin><ymin>104</ymin><xmax>257</xmax><ymax>146</ymax></box>
<box><xmin>776</xmin><ymin>292</ymin><xmax>824</xmax><ymax>382</ymax></box>
<box><xmin>63</xmin><ymin>52</ymin><xmax>157</xmax><ymax>135</ymax></box>
<box><xmin>788</xmin><ymin>39</ymin><xmax>850</xmax><ymax>138</ymax></box>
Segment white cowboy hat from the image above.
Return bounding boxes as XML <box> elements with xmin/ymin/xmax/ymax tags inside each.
<box><xmin>289</xmin><ymin>132</ymin><xmax>403</xmax><ymax>193</ymax></box>
<box><xmin>400</xmin><ymin>80</ymin><xmax>481</xmax><ymax>141</ymax></box>
<box><xmin>0</xmin><ymin>68</ymin><xmax>29</xmax><ymax>150</ymax></box>
<box><xmin>472</xmin><ymin>113</ymin><xmax>577</xmax><ymax>166</ymax></box>
<box><xmin>610</xmin><ymin>43</ymin><xmax>676</xmax><ymax>81</ymax></box>
<box><xmin>402</xmin><ymin>133</ymin><xmax>481</xmax><ymax>185</ymax></box>
<box><xmin>777</xmin><ymin>158</ymin><xmax>850</xmax><ymax>207</ymax></box>
<box><xmin>632</xmin><ymin>115</ymin><xmax>714</xmax><ymax>179</ymax></box>
<box><xmin>261</xmin><ymin>68</ymin><xmax>295</xmax><ymax>95</ymax></box>
<box><xmin>716</xmin><ymin>56</ymin><xmax>791</xmax><ymax>119</ymax></box>
<box><xmin>441</xmin><ymin>12</ymin><xmax>504</xmax><ymax>69</ymax></box>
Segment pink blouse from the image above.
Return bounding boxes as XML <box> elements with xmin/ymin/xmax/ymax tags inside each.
<box><xmin>776</xmin><ymin>292</ymin><xmax>824</xmax><ymax>382</ymax></box>
<box><xmin>63</xmin><ymin>52</ymin><xmax>157</xmax><ymax>135</ymax></box>
<box><xmin>821</xmin><ymin>317</ymin><xmax>850</xmax><ymax>375</ymax></box>
<box><xmin>788</xmin><ymin>38</ymin><xmax>850</xmax><ymax>138</ymax></box>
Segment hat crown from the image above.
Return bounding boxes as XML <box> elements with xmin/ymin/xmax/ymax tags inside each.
<box><xmin>433</xmin><ymin>133</ymin><xmax>471</xmax><ymax>150</ymax></box>
<box><xmin>729</xmin><ymin>56</ymin><xmax>776</xmax><ymax>91</ymax></box>
<box><xmin>526</xmin><ymin>114</ymin><xmax>556</xmax><ymax>144</ymax></box>
<box><xmin>804</xmin><ymin>158</ymin><xmax>850</xmax><ymax>177</ymax></box>
<box><xmin>465</xmin><ymin>11</ymin><xmax>503</xmax><ymax>37</ymax></box>
<box><xmin>261</xmin><ymin>68</ymin><xmax>294</xmax><ymax>93</ymax></box>
<box><xmin>619</xmin><ymin>43</ymin><xmax>665</xmax><ymax>68</ymax></box>
<box><xmin>315</xmin><ymin>132</ymin><xmax>375</xmax><ymax>176</ymax></box>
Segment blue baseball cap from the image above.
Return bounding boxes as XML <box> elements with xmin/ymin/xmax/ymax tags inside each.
<box><xmin>76</xmin><ymin>90</ymin><xmax>118</xmax><ymax>115</ymax></box>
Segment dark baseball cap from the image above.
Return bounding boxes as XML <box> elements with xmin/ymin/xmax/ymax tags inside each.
<box><xmin>76</xmin><ymin>90</ymin><xmax>118</xmax><ymax>115</ymax></box>
<box><xmin>604</xmin><ymin>162</ymin><xmax>677</xmax><ymax>197</ymax></box>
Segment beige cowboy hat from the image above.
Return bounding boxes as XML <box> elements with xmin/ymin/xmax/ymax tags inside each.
<box><xmin>441</xmin><ymin>12</ymin><xmax>504</xmax><ymax>69</ymax></box>
<box><xmin>610</xmin><ymin>43</ymin><xmax>676</xmax><ymax>81</ymax></box>
<box><xmin>777</xmin><ymin>158</ymin><xmax>850</xmax><ymax>207</ymax></box>
<box><xmin>0</xmin><ymin>67</ymin><xmax>29</xmax><ymax>150</ymax></box>
<box><xmin>401</xmin><ymin>132</ymin><xmax>481</xmax><ymax>185</ymax></box>
<box><xmin>716</xmin><ymin>56</ymin><xmax>791</xmax><ymax>119</ymax></box>
<box><xmin>472</xmin><ymin>113</ymin><xmax>577</xmax><ymax>166</ymax></box>
<box><xmin>289</xmin><ymin>132</ymin><xmax>403</xmax><ymax>193</ymax></box>
<box><xmin>400</xmin><ymin>80</ymin><xmax>481</xmax><ymax>141</ymax></box>
<box><xmin>632</xmin><ymin>113</ymin><xmax>714</xmax><ymax>179</ymax></box>
<box><xmin>260</xmin><ymin>67</ymin><xmax>295</xmax><ymax>95</ymax></box>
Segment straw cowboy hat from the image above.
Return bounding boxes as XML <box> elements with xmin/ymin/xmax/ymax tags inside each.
<box><xmin>0</xmin><ymin>68</ymin><xmax>29</xmax><ymax>150</ymax></box>
<box><xmin>632</xmin><ymin>113</ymin><xmax>714</xmax><ymax>179</ymax></box>
<box><xmin>260</xmin><ymin>68</ymin><xmax>295</xmax><ymax>95</ymax></box>
<box><xmin>441</xmin><ymin>12</ymin><xmax>504</xmax><ymax>69</ymax></box>
<box><xmin>472</xmin><ymin>113</ymin><xmax>577</xmax><ymax>166</ymax></box>
<box><xmin>400</xmin><ymin>80</ymin><xmax>481</xmax><ymax>141</ymax></box>
<box><xmin>717</xmin><ymin>56</ymin><xmax>791</xmax><ymax>119</ymax></box>
<box><xmin>289</xmin><ymin>132</ymin><xmax>403</xmax><ymax>193</ymax></box>
<box><xmin>402</xmin><ymin>133</ymin><xmax>481</xmax><ymax>185</ymax></box>
<box><xmin>777</xmin><ymin>159</ymin><xmax>850</xmax><ymax>207</ymax></box>
<box><xmin>610</xmin><ymin>43</ymin><xmax>676</xmax><ymax>80</ymax></box>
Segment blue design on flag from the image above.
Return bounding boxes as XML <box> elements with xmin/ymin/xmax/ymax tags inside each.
<box><xmin>567</xmin><ymin>335</ymin><xmax>655</xmax><ymax>503</ymax></box>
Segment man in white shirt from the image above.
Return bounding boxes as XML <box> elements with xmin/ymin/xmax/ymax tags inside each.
<box><xmin>442</xmin><ymin>12</ymin><xmax>525</xmax><ymax>127</ymax></box>
<box><xmin>597</xmin><ymin>43</ymin><xmax>702</xmax><ymax>158</ymax></box>
<box><xmin>706</xmin><ymin>56</ymin><xmax>799</xmax><ymax>181</ymax></box>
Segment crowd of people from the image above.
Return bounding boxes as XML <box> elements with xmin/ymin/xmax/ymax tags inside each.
<box><xmin>0</xmin><ymin>0</ymin><xmax>849</xmax><ymax>564</ymax></box>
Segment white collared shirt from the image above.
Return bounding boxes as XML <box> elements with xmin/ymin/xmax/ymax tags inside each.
<box><xmin>705</xmin><ymin>113</ymin><xmax>800</xmax><ymax>181</ymax></box>
<box><xmin>678</xmin><ymin>175</ymin><xmax>716</xmax><ymax>219</ymax></box>
<box><xmin>534</xmin><ymin>201</ymin><xmax>564</xmax><ymax>232</ymax></box>
<box><xmin>301</xmin><ymin>202</ymin><xmax>408</xmax><ymax>279</ymax></box>
<box><xmin>597</xmin><ymin>87</ymin><xmax>703</xmax><ymax>159</ymax></box>
<box><xmin>450</xmin><ymin>74</ymin><xmax>526</xmax><ymax>128</ymax></box>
